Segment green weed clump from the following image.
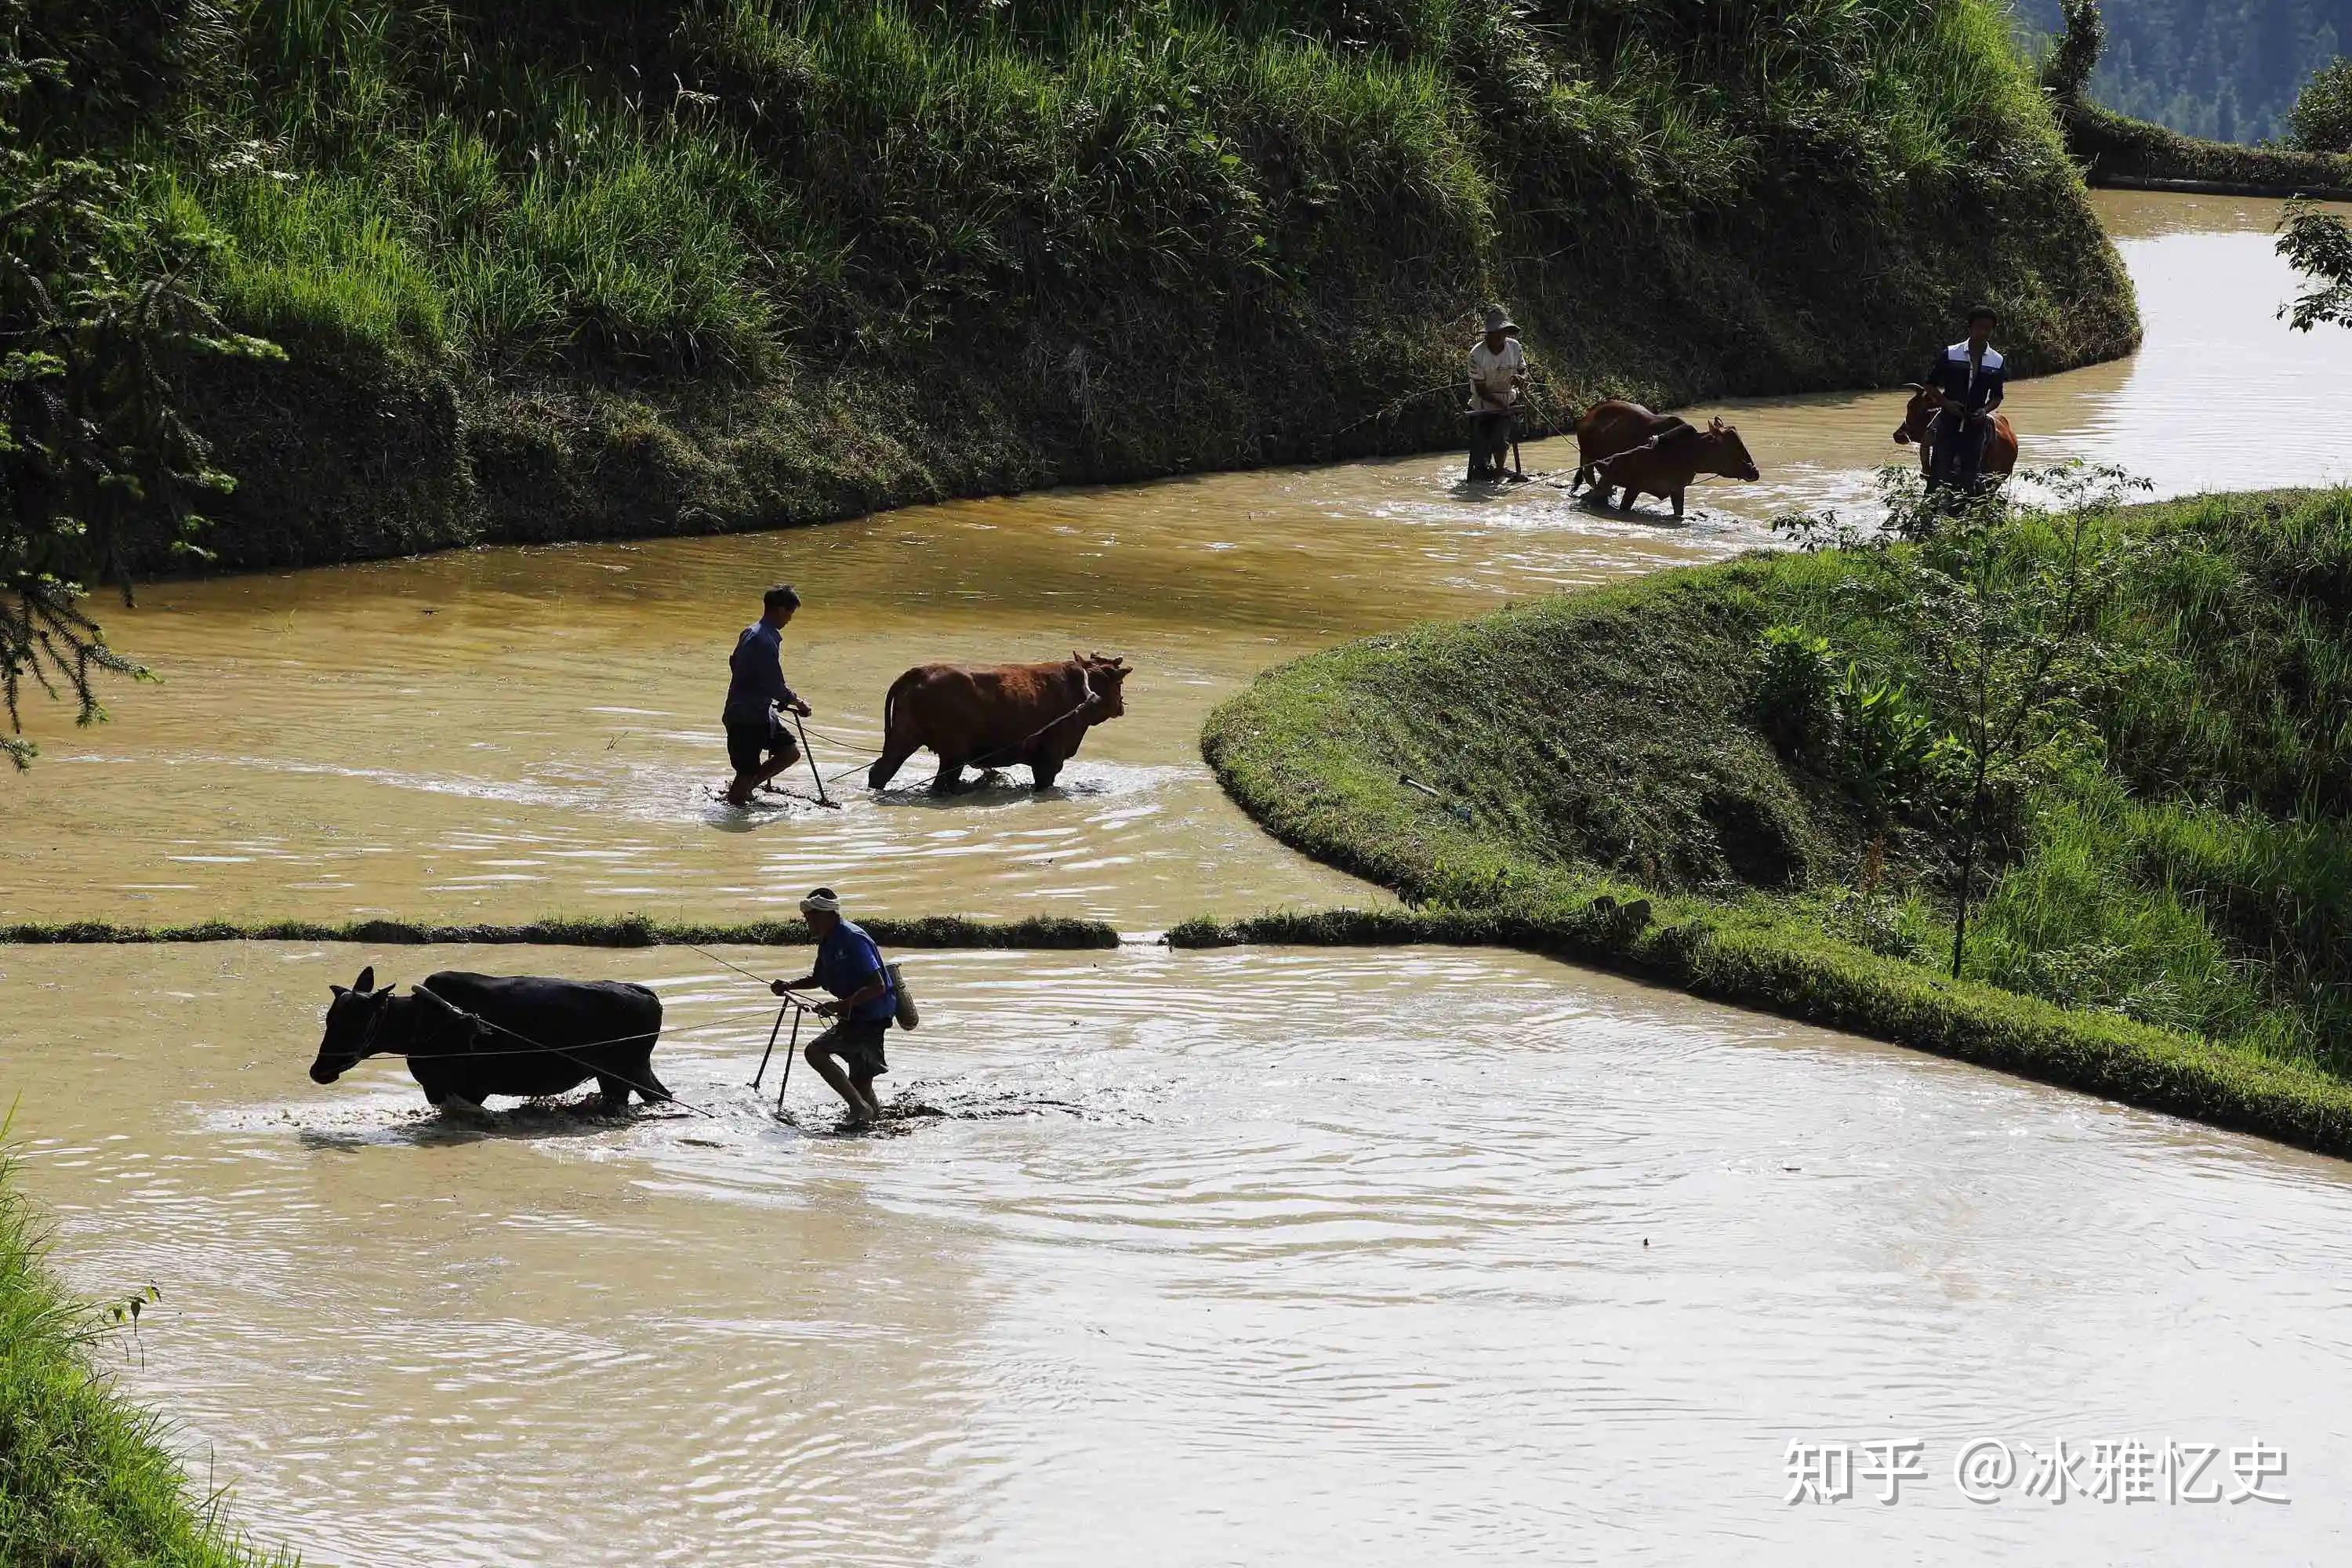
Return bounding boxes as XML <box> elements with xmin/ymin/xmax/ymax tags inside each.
<box><xmin>1203</xmin><ymin>488</ymin><xmax>2352</xmax><ymax>1152</ymax></box>
<box><xmin>9</xmin><ymin>0</ymin><xmax>2134</xmax><ymax>570</ymax></box>
<box><xmin>0</xmin><ymin>913</ymin><xmax>1123</xmax><ymax>950</ymax></box>
<box><xmin>0</xmin><ymin>1162</ymin><xmax>292</xmax><ymax>1565</ymax></box>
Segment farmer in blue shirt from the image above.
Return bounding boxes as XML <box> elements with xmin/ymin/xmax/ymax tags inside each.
<box><xmin>1922</xmin><ymin>306</ymin><xmax>2006</xmax><ymax>493</ymax></box>
<box><xmin>772</xmin><ymin>887</ymin><xmax>898</xmax><ymax>1123</ymax></box>
<box><xmin>723</xmin><ymin>584</ymin><xmax>813</xmax><ymax>807</ymax></box>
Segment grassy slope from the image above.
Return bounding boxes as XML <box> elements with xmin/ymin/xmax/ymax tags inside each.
<box><xmin>21</xmin><ymin>0</ymin><xmax>2136</xmax><ymax>571</ymax></box>
<box><xmin>1200</xmin><ymin>489</ymin><xmax>2352</xmax><ymax>1156</ymax></box>
<box><xmin>2060</xmin><ymin>99</ymin><xmax>2352</xmax><ymax>195</ymax></box>
<box><xmin>0</xmin><ymin>1164</ymin><xmax>289</xmax><ymax>1566</ymax></box>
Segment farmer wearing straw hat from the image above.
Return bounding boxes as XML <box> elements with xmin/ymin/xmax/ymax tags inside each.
<box><xmin>771</xmin><ymin>887</ymin><xmax>898</xmax><ymax>1123</ymax></box>
<box><xmin>1466</xmin><ymin>304</ymin><xmax>1528</xmax><ymax>481</ymax></box>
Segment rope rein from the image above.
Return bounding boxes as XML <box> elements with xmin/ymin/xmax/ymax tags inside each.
<box><xmin>399</xmin><ymin>984</ymin><xmax>723</xmax><ymax>1119</ymax></box>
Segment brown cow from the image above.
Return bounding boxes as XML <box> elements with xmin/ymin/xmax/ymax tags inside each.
<box><xmin>1571</xmin><ymin>399</ymin><xmax>1686</xmax><ymax>491</ymax></box>
<box><xmin>868</xmin><ymin>653</ymin><xmax>1131</xmax><ymax>794</ymax></box>
<box><xmin>1576</xmin><ymin>407</ymin><xmax>1760</xmax><ymax>521</ymax></box>
<box><xmin>1893</xmin><ymin>384</ymin><xmax>2017</xmax><ymax>488</ymax></box>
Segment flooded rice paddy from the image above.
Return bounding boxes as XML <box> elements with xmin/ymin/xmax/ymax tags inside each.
<box><xmin>4</xmin><ymin>192</ymin><xmax>2344</xmax><ymax>929</ymax></box>
<box><xmin>6</xmin><ymin>942</ymin><xmax>2352</xmax><ymax>1565</ymax></box>
<box><xmin>2</xmin><ymin>193</ymin><xmax>2350</xmax><ymax>1564</ymax></box>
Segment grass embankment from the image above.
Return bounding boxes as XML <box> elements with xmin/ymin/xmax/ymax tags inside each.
<box><xmin>23</xmin><ymin>0</ymin><xmax>2134</xmax><ymax>570</ymax></box>
<box><xmin>1202</xmin><ymin>489</ymin><xmax>2352</xmax><ymax>1156</ymax></box>
<box><xmin>0</xmin><ymin>1163</ymin><xmax>289</xmax><ymax>1565</ymax></box>
<box><xmin>0</xmin><ymin>914</ymin><xmax>1120</xmax><ymax>949</ymax></box>
<box><xmin>2060</xmin><ymin>100</ymin><xmax>2352</xmax><ymax>198</ymax></box>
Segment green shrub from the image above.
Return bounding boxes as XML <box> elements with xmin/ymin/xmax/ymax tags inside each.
<box><xmin>1831</xmin><ymin>663</ymin><xmax>1951</xmax><ymax>818</ymax></box>
<box><xmin>1752</xmin><ymin>624</ymin><xmax>1839</xmax><ymax>760</ymax></box>
<box><xmin>2290</xmin><ymin>56</ymin><xmax>2352</xmax><ymax>154</ymax></box>
<box><xmin>2039</xmin><ymin>0</ymin><xmax>2104</xmax><ymax>103</ymax></box>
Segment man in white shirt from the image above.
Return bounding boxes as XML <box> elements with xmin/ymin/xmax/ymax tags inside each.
<box><xmin>1466</xmin><ymin>305</ymin><xmax>1527</xmax><ymax>481</ymax></box>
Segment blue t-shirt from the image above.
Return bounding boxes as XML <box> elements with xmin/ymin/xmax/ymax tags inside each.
<box><xmin>816</xmin><ymin>920</ymin><xmax>897</xmax><ymax>1025</ymax></box>
<box><xmin>724</xmin><ymin>622</ymin><xmax>793</xmax><ymax>727</ymax></box>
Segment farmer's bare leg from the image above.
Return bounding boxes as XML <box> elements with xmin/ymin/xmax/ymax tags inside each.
<box><xmin>750</xmin><ymin>746</ymin><xmax>799</xmax><ymax>794</ymax></box>
<box><xmin>851</xmin><ymin>1070</ymin><xmax>882</xmax><ymax>1117</ymax></box>
<box><xmin>803</xmin><ymin>1040</ymin><xmax>878</xmax><ymax>1119</ymax></box>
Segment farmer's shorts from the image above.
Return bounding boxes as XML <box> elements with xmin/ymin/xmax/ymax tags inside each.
<box><xmin>726</xmin><ymin>712</ymin><xmax>799</xmax><ymax>778</ymax></box>
<box><xmin>811</xmin><ymin>1018</ymin><xmax>889</xmax><ymax>1078</ymax></box>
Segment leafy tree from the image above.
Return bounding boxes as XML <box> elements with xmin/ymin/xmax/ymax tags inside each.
<box><xmin>1780</xmin><ymin>466</ymin><xmax>2143</xmax><ymax>977</ymax></box>
<box><xmin>2289</xmin><ymin>55</ymin><xmax>2352</xmax><ymax>151</ymax></box>
<box><xmin>0</xmin><ymin>5</ymin><xmax>277</xmax><ymax>768</ymax></box>
<box><xmin>2276</xmin><ymin>195</ymin><xmax>2352</xmax><ymax>333</ymax></box>
<box><xmin>1891</xmin><ymin>471</ymin><xmax>2141</xmax><ymax>978</ymax></box>
<box><xmin>2041</xmin><ymin>0</ymin><xmax>2105</xmax><ymax>103</ymax></box>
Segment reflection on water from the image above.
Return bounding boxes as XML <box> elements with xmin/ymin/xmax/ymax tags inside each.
<box><xmin>5</xmin><ymin>942</ymin><xmax>2351</xmax><ymax>1566</ymax></box>
<box><xmin>3</xmin><ymin>193</ymin><xmax>2343</xmax><ymax>927</ymax></box>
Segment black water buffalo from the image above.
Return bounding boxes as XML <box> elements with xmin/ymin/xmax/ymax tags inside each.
<box><xmin>309</xmin><ymin>966</ymin><xmax>669</xmax><ymax>1115</ymax></box>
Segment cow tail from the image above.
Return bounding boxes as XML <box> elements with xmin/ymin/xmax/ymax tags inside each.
<box><xmin>868</xmin><ymin>671</ymin><xmax>911</xmax><ymax>790</ymax></box>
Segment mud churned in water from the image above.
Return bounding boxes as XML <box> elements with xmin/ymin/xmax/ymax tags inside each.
<box><xmin>6</xmin><ymin>941</ymin><xmax>2352</xmax><ymax>1566</ymax></box>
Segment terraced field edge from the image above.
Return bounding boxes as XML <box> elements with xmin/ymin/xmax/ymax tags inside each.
<box><xmin>0</xmin><ymin>1159</ymin><xmax>295</xmax><ymax>1566</ymax></box>
<box><xmin>0</xmin><ymin>915</ymin><xmax>1123</xmax><ymax>950</ymax></box>
<box><xmin>1197</xmin><ymin>488</ymin><xmax>2352</xmax><ymax>1160</ymax></box>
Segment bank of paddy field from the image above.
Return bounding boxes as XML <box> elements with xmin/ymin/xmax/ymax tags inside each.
<box><xmin>1200</xmin><ymin>487</ymin><xmax>2352</xmax><ymax>1156</ymax></box>
<box><xmin>2060</xmin><ymin>98</ymin><xmax>2352</xmax><ymax>200</ymax></box>
<box><xmin>17</xmin><ymin>0</ymin><xmax>2136</xmax><ymax>571</ymax></box>
<box><xmin>0</xmin><ymin>1160</ymin><xmax>290</xmax><ymax>1566</ymax></box>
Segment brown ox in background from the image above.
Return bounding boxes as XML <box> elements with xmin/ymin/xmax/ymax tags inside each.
<box><xmin>1571</xmin><ymin>399</ymin><xmax>1760</xmax><ymax>520</ymax></box>
<box><xmin>869</xmin><ymin>653</ymin><xmax>1131</xmax><ymax>793</ymax></box>
<box><xmin>1893</xmin><ymin>383</ymin><xmax>2018</xmax><ymax>487</ymax></box>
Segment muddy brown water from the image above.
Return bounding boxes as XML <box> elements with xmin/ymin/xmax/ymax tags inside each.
<box><xmin>5</xmin><ymin>191</ymin><xmax>2343</xmax><ymax>929</ymax></box>
<box><xmin>3</xmin><ymin>194</ymin><xmax>2351</xmax><ymax>1564</ymax></box>
<box><xmin>7</xmin><ymin>942</ymin><xmax>2352</xmax><ymax>1566</ymax></box>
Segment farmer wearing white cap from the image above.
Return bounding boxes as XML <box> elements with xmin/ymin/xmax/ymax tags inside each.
<box><xmin>1467</xmin><ymin>304</ymin><xmax>1527</xmax><ymax>481</ymax></box>
<box><xmin>771</xmin><ymin>887</ymin><xmax>898</xmax><ymax>1123</ymax></box>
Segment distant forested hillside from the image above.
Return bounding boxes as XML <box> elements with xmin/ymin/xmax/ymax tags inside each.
<box><xmin>2017</xmin><ymin>0</ymin><xmax>2350</xmax><ymax>143</ymax></box>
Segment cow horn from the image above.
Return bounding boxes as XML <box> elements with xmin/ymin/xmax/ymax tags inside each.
<box><xmin>354</xmin><ymin>964</ymin><xmax>375</xmax><ymax>993</ymax></box>
<box><xmin>1902</xmin><ymin>382</ymin><xmax>1927</xmax><ymax>393</ymax></box>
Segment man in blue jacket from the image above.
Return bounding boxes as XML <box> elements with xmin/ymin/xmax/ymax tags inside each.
<box><xmin>723</xmin><ymin>584</ymin><xmax>814</xmax><ymax>807</ymax></box>
<box><xmin>773</xmin><ymin>887</ymin><xmax>898</xmax><ymax>1124</ymax></box>
<box><xmin>1923</xmin><ymin>306</ymin><xmax>2005</xmax><ymax>493</ymax></box>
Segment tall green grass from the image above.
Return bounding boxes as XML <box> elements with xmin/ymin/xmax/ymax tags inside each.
<box><xmin>0</xmin><ymin>1159</ymin><xmax>292</xmax><ymax>1565</ymax></box>
<box><xmin>9</xmin><ymin>0</ymin><xmax>2135</xmax><ymax>568</ymax></box>
<box><xmin>64</xmin><ymin>0</ymin><xmax>2104</xmax><ymax>375</ymax></box>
